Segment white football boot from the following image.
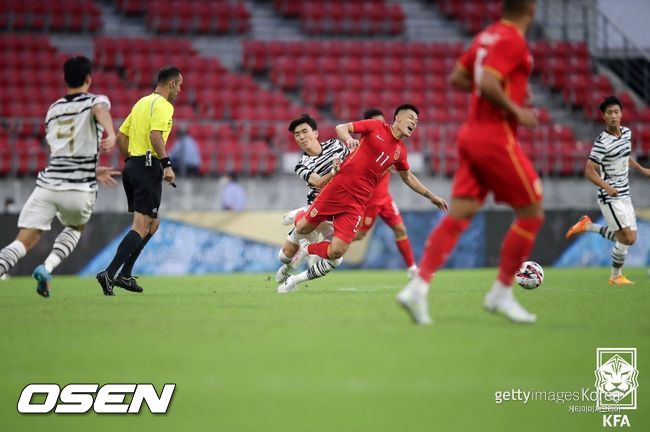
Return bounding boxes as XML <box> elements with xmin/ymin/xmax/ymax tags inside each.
<box><xmin>406</xmin><ymin>264</ymin><xmax>418</xmax><ymax>280</ymax></box>
<box><xmin>396</xmin><ymin>276</ymin><xmax>432</xmax><ymax>325</ymax></box>
<box><xmin>281</xmin><ymin>207</ymin><xmax>304</xmax><ymax>226</ymax></box>
<box><xmin>277</xmin><ymin>275</ymin><xmax>298</xmax><ymax>294</ymax></box>
<box><xmin>275</xmin><ymin>264</ymin><xmax>290</xmax><ymax>284</ymax></box>
<box><xmin>484</xmin><ymin>280</ymin><xmax>536</xmax><ymax>323</ymax></box>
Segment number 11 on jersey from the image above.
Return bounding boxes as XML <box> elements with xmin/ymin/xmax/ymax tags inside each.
<box><xmin>376</xmin><ymin>152</ymin><xmax>390</xmax><ymax>166</ymax></box>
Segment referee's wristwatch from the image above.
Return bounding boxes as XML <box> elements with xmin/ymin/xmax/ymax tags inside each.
<box><xmin>161</xmin><ymin>157</ymin><xmax>173</xmax><ymax>168</ymax></box>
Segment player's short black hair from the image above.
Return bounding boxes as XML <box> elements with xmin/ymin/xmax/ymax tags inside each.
<box><xmin>363</xmin><ymin>108</ymin><xmax>385</xmax><ymax>120</ymax></box>
<box><xmin>503</xmin><ymin>0</ymin><xmax>536</xmax><ymax>16</ymax></box>
<box><xmin>393</xmin><ymin>104</ymin><xmax>419</xmax><ymax>120</ymax></box>
<box><xmin>599</xmin><ymin>95</ymin><xmax>622</xmax><ymax>113</ymax></box>
<box><xmin>64</xmin><ymin>56</ymin><xmax>92</xmax><ymax>88</ymax></box>
<box><xmin>157</xmin><ymin>65</ymin><xmax>181</xmax><ymax>84</ymax></box>
<box><xmin>288</xmin><ymin>114</ymin><xmax>318</xmax><ymax>133</ymax></box>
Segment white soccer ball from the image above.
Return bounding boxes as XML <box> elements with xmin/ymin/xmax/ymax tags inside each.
<box><xmin>515</xmin><ymin>261</ymin><xmax>544</xmax><ymax>289</ymax></box>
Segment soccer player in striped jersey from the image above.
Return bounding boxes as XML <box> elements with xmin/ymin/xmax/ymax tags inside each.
<box><xmin>276</xmin><ymin>114</ymin><xmax>350</xmax><ymax>293</ymax></box>
<box><xmin>355</xmin><ymin>108</ymin><xmax>417</xmax><ymax>280</ymax></box>
<box><xmin>0</xmin><ymin>57</ymin><xmax>119</xmax><ymax>297</ymax></box>
<box><xmin>281</xmin><ymin>105</ymin><xmax>448</xmax><ymax>295</ymax></box>
<box><xmin>566</xmin><ymin>96</ymin><xmax>650</xmax><ymax>284</ymax></box>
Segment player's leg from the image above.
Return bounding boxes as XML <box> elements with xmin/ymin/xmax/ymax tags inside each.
<box><xmin>32</xmin><ymin>190</ymin><xmax>95</xmax><ymax>297</ymax></box>
<box><xmin>606</xmin><ymin>198</ymin><xmax>637</xmax><ymax>284</ymax></box>
<box><xmin>380</xmin><ymin>199</ymin><xmax>416</xmax><ymax>278</ymax></box>
<box><xmin>1</xmin><ymin>187</ymin><xmax>55</xmax><ymax>280</ymax></box>
<box><xmin>97</xmin><ymin>161</ymin><xmax>154</xmax><ymax>295</ymax></box>
<box><xmin>114</xmin><ymin>215</ymin><xmax>160</xmax><ymax>293</ymax></box>
<box><xmin>278</xmin><ymin>213</ymin><xmax>357</xmax><ymax>293</ymax></box>
<box><xmin>396</xmin><ymin>143</ymin><xmax>484</xmax><ymax>324</ymax></box>
<box><xmin>278</xmin><ymin>256</ymin><xmax>343</xmax><ymax>294</ymax></box>
<box><xmin>278</xmin><ymin>235</ymin><xmax>349</xmax><ymax>293</ymax></box>
<box><xmin>354</xmin><ymin>206</ymin><xmax>378</xmax><ymax>241</ymax></box>
<box><xmin>397</xmin><ymin>197</ymin><xmax>480</xmax><ymax>325</ymax></box>
<box><xmin>566</xmin><ymin>215</ymin><xmax>616</xmax><ymax>240</ymax></box>
<box><xmin>276</xmin><ymin>235</ymin><xmax>300</xmax><ymax>284</ymax></box>
<box><xmin>0</xmin><ymin>229</ymin><xmax>42</xmax><ymax>277</ymax></box>
<box><xmin>484</xmin><ymin>142</ymin><xmax>544</xmax><ymax>323</ymax></box>
<box><xmin>484</xmin><ymin>200</ymin><xmax>544</xmax><ymax>322</ymax></box>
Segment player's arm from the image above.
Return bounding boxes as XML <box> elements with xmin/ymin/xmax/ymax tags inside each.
<box><xmin>307</xmin><ymin>157</ymin><xmax>341</xmax><ymax>189</ymax></box>
<box><xmin>397</xmin><ymin>169</ymin><xmax>448</xmax><ymax>212</ymax></box>
<box><xmin>585</xmin><ymin>160</ymin><xmax>618</xmax><ymax>197</ymax></box>
<box><xmin>92</xmin><ymin>103</ymin><xmax>116</xmax><ymax>152</ymax></box>
<box><xmin>448</xmin><ymin>63</ymin><xmax>472</xmax><ymax>92</ymax></box>
<box><xmin>629</xmin><ymin>157</ymin><xmax>650</xmax><ymax>177</ymax></box>
<box><xmin>478</xmin><ymin>71</ymin><xmax>538</xmax><ymax>127</ymax></box>
<box><xmin>335</xmin><ymin>122</ymin><xmax>360</xmax><ymax>150</ymax></box>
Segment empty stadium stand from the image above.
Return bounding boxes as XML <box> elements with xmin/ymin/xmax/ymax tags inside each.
<box><xmin>0</xmin><ymin>0</ymin><xmax>648</xmax><ymax>179</ymax></box>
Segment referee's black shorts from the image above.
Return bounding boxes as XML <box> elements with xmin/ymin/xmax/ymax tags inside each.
<box><xmin>122</xmin><ymin>156</ymin><xmax>163</xmax><ymax>218</ymax></box>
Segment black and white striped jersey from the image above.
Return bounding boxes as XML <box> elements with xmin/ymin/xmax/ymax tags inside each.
<box><xmin>588</xmin><ymin>126</ymin><xmax>632</xmax><ymax>203</ymax></box>
<box><xmin>37</xmin><ymin>92</ymin><xmax>111</xmax><ymax>192</ymax></box>
<box><xmin>295</xmin><ymin>138</ymin><xmax>350</xmax><ymax>204</ymax></box>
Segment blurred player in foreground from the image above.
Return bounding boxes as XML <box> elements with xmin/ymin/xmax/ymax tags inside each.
<box><xmin>398</xmin><ymin>0</ymin><xmax>543</xmax><ymax>325</ymax></box>
<box><xmin>0</xmin><ymin>56</ymin><xmax>119</xmax><ymax>296</ymax></box>
<box><xmin>566</xmin><ymin>95</ymin><xmax>650</xmax><ymax>284</ymax></box>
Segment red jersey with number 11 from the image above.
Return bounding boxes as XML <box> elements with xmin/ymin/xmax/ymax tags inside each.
<box><xmin>332</xmin><ymin>119</ymin><xmax>409</xmax><ymax>201</ymax></box>
<box><xmin>458</xmin><ymin>20</ymin><xmax>532</xmax><ymax>132</ymax></box>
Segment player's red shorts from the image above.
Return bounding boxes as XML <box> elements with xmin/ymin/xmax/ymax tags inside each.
<box><xmin>452</xmin><ymin>122</ymin><xmax>543</xmax><ymax>207</ymax></box>
<box><xmin>359</xmin><ymin>196</ymin><xmax>403</xmax><ymax>233</ymax></box>
<box><xmin>303</xmin><ymin>184</ymin><xmax>364</xmax><ymax>244</ymax></box>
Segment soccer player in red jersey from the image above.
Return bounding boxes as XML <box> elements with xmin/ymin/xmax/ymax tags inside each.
<box><xmin>355</xmin><ymin>108</ymin><xmax>417</xmax><ymax>279</ymax></box>
<box><xmin>397</xmin><ymin>0</ymin><xmax>543</xmax><ymax>325</ymax></box>
<box><xmin>278</xmin><ymin>104</ymin><xmax>448</xmax><ymax>293</ymax></box>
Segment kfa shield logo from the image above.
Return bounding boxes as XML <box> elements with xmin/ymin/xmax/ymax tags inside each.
<box><xmin>393</xmin><ymin>148</ymin><xmax>400</xmax><ymax>160</ymax></box>
<box><xmin>595</xmin><ymin>348</ymin><xmax>638</xmax><ymax>410</ymax></box>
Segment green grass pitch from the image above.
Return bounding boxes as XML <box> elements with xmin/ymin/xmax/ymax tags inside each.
<box><xmin>0</xmin><ymin>268</ymin><xmax>648</xmax><ymax>432</ymax></box>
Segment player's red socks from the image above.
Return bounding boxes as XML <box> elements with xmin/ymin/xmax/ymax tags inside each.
<box><xmin>395</xmin><ymin>236</ymin><xmax>415</xmax><ymax>267</ymax></box>
<box><xmin>497</xmin><ymin>216</ymin><xmax>544</xmax><ymax>286</ymax></box>
<box><xmin>307</xmin><ymin>241</ymin><xmax>331</xmax><ymax>259</ymax></box>
<box><xmin>418</xmin><ymin>216</ymin><xmax>471</xmax><ymax>283</ymax></box>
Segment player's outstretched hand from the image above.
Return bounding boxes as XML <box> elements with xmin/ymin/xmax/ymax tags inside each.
<box><xmin>99</xmin><ymin>133</ymin><xmax>116</xmax><ymax>152</ymax></box>
<box><xmin>345</xmin><ymin>138</ymin><xmax>360</xmax><ymax>151</ymax></box>
<box><xmin>514</xmin><ymin>106</ymin><xmax>539</xmax><ymax>128</ymax></box>
<box><xmin>163</xmin><ymin>166</ymin><xmax>176</xmax><ymax>185</ymax></box>
<box><xmin>430</xmin><ymin>194</ymin><xmax>449</xmax><ymax>212</ymax></box>
<box><xmin>96</xmin><ymin>166</ymin><xmax>121</xmax><ymax>188</ymax></box>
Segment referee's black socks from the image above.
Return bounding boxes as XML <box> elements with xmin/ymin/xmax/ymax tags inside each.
<box><xmin>106</xmin><ymin>230</ymin><xmax>144</xmax><ymax>278</ymax></box>
<box><xmin>119</xmin><ymin>233</ymin><xmax>153</xmax><ymax>278</ymax></box>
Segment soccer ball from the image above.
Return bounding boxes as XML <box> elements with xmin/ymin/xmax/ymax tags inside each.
<box><xmin>515</xmin><ymin>261</ymin><xmax>544</xmax><ymax>289</ymax></box>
